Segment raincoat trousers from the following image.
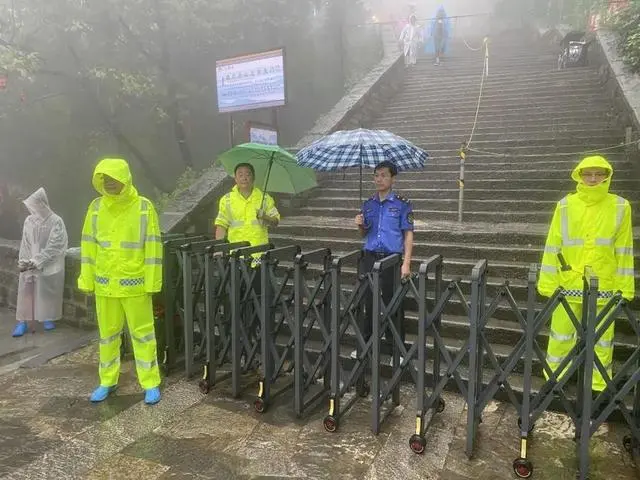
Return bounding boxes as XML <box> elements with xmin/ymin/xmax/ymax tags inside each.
<box><xmin>78</xmin><ymin>159</ymin><xmax>163</xmax><ymax>390</ymax></box>
<box><xmin>16</xmin><ymin>188</ymin><xmax>68</xmax><ymax>323</ymax></box>
<box><xmin>538</xmin><ymin>156</ymin><xmax>634</xmax><ymax>391</ymax></box>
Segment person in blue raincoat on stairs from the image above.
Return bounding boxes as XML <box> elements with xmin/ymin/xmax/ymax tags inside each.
<box><xmin>424</xmin><ymin>5</ymin><xmax>451</xmax><ymax>65</ymax></box>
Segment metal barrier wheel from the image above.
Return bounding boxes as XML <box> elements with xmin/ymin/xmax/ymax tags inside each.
<box><xmin>254</xmin><ymin>397</ymin><xmax>267</xmax><ymax>414</ymax></box>
<box><xmin>198</xmin><ymin>379</ymin><xmax>211</xmax><ymax>395</ymax></box>
<box><xmin>323</xmin><ymin>415</ymin><xmax>338</xmax><ymax>433</ymax></box>
<box><xmin>512</xmin><ymin>458</ymin><xmax>533</xmax><ymax>478</ymax></box>
<box><xmin>357</xmin><ymin>383</ymin><xmax>370</xmax><ymax>398</ymax></box>
<box><xmin>518</xmin><ymin>417</ymin><xmax>535</xmax><ymax>435</ymax></box>
<box><xmin>623</xmin><ymin>435</ymin><xmax>635</xmax><ymax>454</ymax></box>
<box><xmin>436</xmin><ymin>398</ymin><xmax>445</xmax><ymax>413</ymax></box>
<box><xmin>409</xmin><ymin>434</ymin><xmax>426</xmax><ymax>454</ymax></box>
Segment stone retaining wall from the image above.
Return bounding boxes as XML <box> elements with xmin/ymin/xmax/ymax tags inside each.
<box><xmin>0</xmin><ymin>242</ymin><xmax>95</xmax><ymax>327</ymax></box>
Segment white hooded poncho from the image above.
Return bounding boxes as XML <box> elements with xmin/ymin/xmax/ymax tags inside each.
<box><xmin>16</xmin><ymin>188</ymin><xmax>68</xmax><ymax>322</ymax></box>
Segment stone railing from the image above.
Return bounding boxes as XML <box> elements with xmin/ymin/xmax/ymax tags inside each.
<box><xmin>591</xmin><ymin>30</ymin><xmax>640</xmax><ymax>144</ymax></box>
<box><xmin>0</xmin><ymin>241</ymin><xmax>95</xmax><ymax>327</ymax></box>
<box><xmin>160</xmin><ymin>23</ymin><xmax>405</xmax><ymax>234</ymax></box>
<box><xmin>536</xmin><ymin>24</ymin><xmax>640</xmax><ymax>153</ymax></box>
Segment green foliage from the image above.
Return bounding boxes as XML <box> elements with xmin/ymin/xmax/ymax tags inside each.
<box><xmin>608</xmin><ymin>2</ymin><xmax>640</xmax><ymax>73</ymax></box>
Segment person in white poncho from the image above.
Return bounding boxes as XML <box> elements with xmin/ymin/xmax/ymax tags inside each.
<box><xmin>399</xmin><ymin>14</ymin><xmax>422</xmax><ymax>67</ymax></box>
<box><xmin>12</xmin><ymin>188</ymin><xmax>68</xmax><ymax>337</ymax></box>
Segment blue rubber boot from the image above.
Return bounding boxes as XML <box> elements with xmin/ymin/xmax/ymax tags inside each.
<box><xmin>43</xmin><ymin>321</ymin><xmax>56</xmax><ymax>331</ymax></box>
<box><xmin>90</xmin><ymin>385</ymin><xmax>116</xmax><ymax>403</ymax></box>
<box><xmin>144</xmin><ymin>387</ymin><xmax>161</xmax><ymax>405</ymax></box>
<box><xmin>12</xmin><ymin>322</ymin><xmax>27</xmax><ymax>337</ymax></box>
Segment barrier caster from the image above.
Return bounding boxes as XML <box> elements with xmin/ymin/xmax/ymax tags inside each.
<box><xmin>254</xmin><ymin>397</ymin><xmax>267</xmax><ymax>414</ymax></box>
<box><xmin>323</xmin><ymin>415</ymin><xmax>338</xmax><ymax>433</ymax></box>
<box><xmin>518</xmin><ymin>417</ymin><xmax>535</xmax><ymax>434</ymax></box>
<box><xmin>357</xmin><ymin>383</ymin><xmax>370</xmax><ymax>398</ymax></box>
<box><xmin>623</xmin><ymin>435</ymin><xmax>634</xmax><ymax>453</ymax></box>
<box><xmin>436</xmin><ymin>398</ymin><xmax>445</xmax><ymax>413</ymax></box>
<box><xmin>198</xmin><ymin>379</ymin><xmax>211</xmax><ymax>395</ymax></box>
<box><xmin>409</xmin><ymin>434</ymin><xmax>426</xmax><ymax>454</ymax></box>
<box><xmin>513</xmin><ymin>458</ymin><xmax>533</xmax><ymax>478</ymax></box>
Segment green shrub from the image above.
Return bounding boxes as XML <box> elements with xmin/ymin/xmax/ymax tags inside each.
<box><xmin>609</xmin><ymin>2</ymin><xmax>640</xmax><ymax>73</ymax></box>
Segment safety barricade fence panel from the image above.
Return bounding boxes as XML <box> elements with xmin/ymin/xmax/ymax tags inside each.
<box><xmin>323</xmin><ymin>250</ymin><xmax>371</xmax><ymax>433</ymax></box>
<box><xmin>410</xmin><ymin>256</ymin><xmax>476</xmax><ymax>455</ymax></box>
<box><xmin>370</xmin><ymin>254</ymin><xmax>420</xmax><ymax>435</ymax></box>
<box><xmin>180</xmin><ymin>239</ymin><xmax>230</xmax><ymax>378</ymax></box>
<box><xmin>197</xmin><ymin>240</ymin><xmax>251</xmax><ymax>394</ymax></box>
<box><xmin>293</xmin><ymin>248</ymin><xmax>333</xmax><ymax>418</ymax></box>
<box><xmin>229</xmin><ymin>243</ymin><xmax>275</xmax><ymax>398</ymax></box>
<box><xmin>253</xmin><ymin>244</ymin><xmax>301</xmax><ymax>413</ymax></box>
<box><xmin>158</xmin><ymin>234</ymin><xmax>209</xmax><ymax>374</ymax></box>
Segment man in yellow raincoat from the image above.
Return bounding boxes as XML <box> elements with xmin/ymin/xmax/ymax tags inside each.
<box><xmin>214</xmin><ymin>163</ymin><xmax>280</xmax><ymax>246</ymax></box>
<box><xmin>538</xmin><ymin>155</ymin><xmax>634</xmax><ymax>393</ymax></box>
<box><xmin>78</xmin><ymin>158</ymin><xmax>163</xmax><ymax>405</ymax></box>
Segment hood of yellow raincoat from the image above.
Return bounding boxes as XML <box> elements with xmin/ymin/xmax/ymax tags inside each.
<box><xmin>571</xmin><ymin>155</ymin><xmax>613</xmax><ymax>204</ymax></box>
<box><xmin>92</xmin><ymin>158</ymin><xmax>138</xmax><ymax>205</ymax></box>
<box><xmin>23</xmin><ymin>187</ymin><xmax>53</xmax><ymax>220</ymax></box>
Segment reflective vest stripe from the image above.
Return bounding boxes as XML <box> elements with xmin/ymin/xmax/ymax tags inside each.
<box><xmin>549</xmin><ymin>330</ymin><xmax>575</xmax><ymax>342</ymax></box>
<box><xmin>121</xmin><ymin>199</ymin><xmax>149</xmax><ymax>249</ymax></box>
<box><xmin>81</xmin><ymin>257</ymin><xmax>95</xmax><ymax>265</ymax></box>
<box><xmin>100</xmin><ymin>357</ymin><xmax>120</xmax><ymax>369</ymax></box>
<box><xmin>559</xmin><ymin>197</ymin><xmax>584</xmax><ymax>246</ymax></box>
<box><xmin>616</xmin><ymin>247</ymin><xmax>633</xmax><ymax>256</ymax></box>
<box><xmin>617</xmin><ymin>268</ymin><xmax>634</xmax><ymax>276</ymax></box>
<box><xmin>540</xmin><ymin>264</ymin><xmax>557</xmax><ymax>273</ymax></box>
<box><xmin>544</xmin><ymin>246</ymin><xmax>561</xmax><ymax>255</ymax></box>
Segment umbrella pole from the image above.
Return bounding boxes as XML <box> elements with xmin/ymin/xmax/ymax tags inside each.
<box><xmin>359</xmin><ymin>162</ymin><xmax>363</xmax><ymax>205</ymax></box>
<box><xmin>261</xmin><ymin>152</ymin><xmax>275</xmax><ymax>209</ymax></box>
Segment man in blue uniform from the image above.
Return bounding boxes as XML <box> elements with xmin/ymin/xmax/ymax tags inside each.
<box><xmin>354</xmin><ymin>161</ymin><xmax>414</xmax><ymax>361</ymax></box>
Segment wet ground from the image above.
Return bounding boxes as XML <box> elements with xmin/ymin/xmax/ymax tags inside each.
<box><xmin>0</xmin><ymin>309</ymin><xmax>638</xmax><ymax>479</ymax></box>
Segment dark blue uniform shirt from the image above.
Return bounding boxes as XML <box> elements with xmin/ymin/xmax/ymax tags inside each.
<box><xmin>362</xmin><ymin>192</ymin><xmax>414</xmax><ymax>254</ymax></box>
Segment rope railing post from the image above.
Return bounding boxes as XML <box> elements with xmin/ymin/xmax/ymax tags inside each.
<box><xmin>457</xmin><ymin>142</ymin><xmax>466</xmax><ymax>223</ymax></box>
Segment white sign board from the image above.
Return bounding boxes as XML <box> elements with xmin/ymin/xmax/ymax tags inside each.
<box><xmin>249</xmin><ymin>126</ymin><xmax>278</xmax><ymax>146</ymax></box>
<box><xmin>216</xmin><ymin>49</ymin><xmax>286</xmax><ymax>114</ymax></box>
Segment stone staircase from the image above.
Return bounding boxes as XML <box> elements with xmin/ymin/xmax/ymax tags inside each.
<box><xmin>272</xmin><ymin>34</ymin><xmax>640</xmax><ymax>389</ymax></box>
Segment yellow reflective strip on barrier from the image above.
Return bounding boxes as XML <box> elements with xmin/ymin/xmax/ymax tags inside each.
<box><xmin>329</xmin><ymin>398</ymin><xmax>335</xmax><ymax>416</ymax></box>
<box><xmin>415</xmin><ymin>416</ymin><xmax>422</xmax><ymax>435</ymax></box>
<box><xmin>520</xmin><ymin>439</ymin><xmax>527</xmax><ymax>458</ymax></box>
<box><xmin>258</xmin><ymin>381</ymin><xmax>264</xmax><ymax>398</ymax></box>
<box><xmin>202</xmin><ymin>365</ymin><xmax>208</xmax><ymax>380</ymax></box>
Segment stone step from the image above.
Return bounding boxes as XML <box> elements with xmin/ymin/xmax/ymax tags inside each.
<box><xmin>379</xmin><ymin>123</ymin><xmax>618</xmax><ymax>137</ymax></box>
<box><xmin>312</xmin><ymin>187</ymin><xmax>638</xmax><ymax>201</ymax></box>
<box><xmin>325</xmin><ymin>178</ymin><xmax>639</xmax><ymax>191</ymax></box>
<box><xmin>383</xmin><ymin>95</ymin><xmax>612</xmax><ymax>113</ymax></box>
<box><xmin>375</xmin><ymin>109</ymin><xmax>614</xmax><ymax>125</ymax></box>
<box><xmin>403</xmin><ymin>65</ymin><xmax>598</xmax><ymax>82</ymax></box>
<box><xmin>306</xmin><ymin>197</ymin><xmax>554</xmax><ymax>212</ymax></box>
<box><xmin>400</xmin><ymin>77</ymin><xmax>603</xmax><ymax>94</ymax></box>
<box><xmin>332</xmin><ymin>167</ymin><xmax>635</xmax><ymax>181</ymax></box>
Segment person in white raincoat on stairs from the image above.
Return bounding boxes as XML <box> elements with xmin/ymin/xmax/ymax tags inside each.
<box><xmin>399</xmin><ymin>14</ymin><xmax>422</xmax><ymax>67</ymax></box>
<box><xmin>12</xmin><ymin>188</ymin><xmax>68</xmax><ymax>337</ymax></box>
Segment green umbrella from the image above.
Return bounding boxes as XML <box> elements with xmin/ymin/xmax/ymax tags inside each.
<box><xmin>218</xmin><ymin>143</ymin><xmax>318</xmax><ymax>208</ymax></box>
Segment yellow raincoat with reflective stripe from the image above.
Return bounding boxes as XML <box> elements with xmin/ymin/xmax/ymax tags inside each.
<box><xmin>214</xmin><ymin>185</ymin><xmax>279</xmax><ymax>247</ymax></box>
<box><xmin>78</xmin><ymin>159</ymin><xmax>163</xmax><ymax>297</ymax></box>
<box><xmin>538</xmin><ymin>155</ymin><xmax>634</xmax><ymax>302</ymax></box>
<box><xmin>538</xmin><ymin>155</ymin><xmax>634</xmax><ymax>391</ymax></box>
<box><xmin>78</xmin><ymin>158</ymin><xmax>162</xmax><ymax>390</ymax></box>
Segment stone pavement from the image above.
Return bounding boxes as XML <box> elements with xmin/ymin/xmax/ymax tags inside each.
<box><xmin>0</xmin><ymin>334</ymin><xmax>638</xmax><ymax>479</ymax></box>
<box><xmin>0</xmin><ymin>310</ymin><xmax>95</xmax><ymax>376</ymax></box>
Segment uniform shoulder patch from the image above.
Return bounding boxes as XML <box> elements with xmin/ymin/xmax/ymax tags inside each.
<box><xmin>395</xmin><ymin>193</ymin><xmax>410</xmax><ymax>204</ymax></box>
<box><xmin>407</xmin><ymin>211</ymin><xmax>414</xmax><ymax>224</ymax></box>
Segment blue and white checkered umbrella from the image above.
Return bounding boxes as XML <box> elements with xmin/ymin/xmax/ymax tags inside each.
<box><xmin>296</xmin><ymin>128</ymin><xmax>428</xmax><ymax>171</ymax></box>
<box><xmin>296</xmin><ymin>128</ymin><xmax>428</xmax><ymax>201</ymax></box>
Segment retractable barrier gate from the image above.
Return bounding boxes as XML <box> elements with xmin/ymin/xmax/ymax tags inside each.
<box><xmin>160</xmin><ymin>235</ymin><xmax>209</xmax><ymax>374</ymax></box>
<box><xmin>514</xmin><ymin>268</ymin><xmax>602</xmax><ymax>479</ymax></box>
<box><xmin>229</xmin><ymin>243</ymin><xmax>274</xmax><ymax>398</ymax></box>
<box><xmin>181</xmin><ymin>239</ymin><xmax>227</xmax><ymax>378</ymax></box>
<box><xmin>370</xmin><ymin>254</ymin><xmax>421</xmax><ymax>434</ymax></box>
<box><xmin>410</xmin><ymin>256</ymin><xmax>475</xmax><ymax>454</ymax></box>
<box><xmin>292</xmin><ymin>248</ymin><xmax>333</xmax><ymax>417</ymax></box>
<box><xmin>198</xmin><ymin>240</ymin><xmax>250</xmax><ymax>394</ymax></box>
<box><xmin>253</xmin><ymin>245</ymin><xmax>300</xmax><ymax>413</ymax></box>
<box><xmin>323</xmin><ymin>250</ymin><xmax>371</xmax><ymax>433</ymax></box>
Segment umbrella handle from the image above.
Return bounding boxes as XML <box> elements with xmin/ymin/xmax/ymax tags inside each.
<box><xmin>261</xmin><ymin>152</ymin><xmax>275</xmax><ymax>210</ymax></box>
